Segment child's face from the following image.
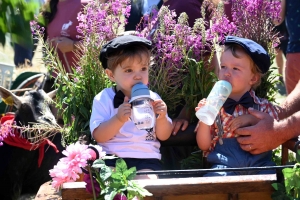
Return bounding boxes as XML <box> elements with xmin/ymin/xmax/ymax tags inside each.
<box><xmin>105</xmin><ymin>53</ymin><xmax>149</xmax><ymax>97</ymax></box>
<box><xmin>219</xmin><ymin>49</ymin><xmax>259</xmax><ymax>100</ymax></box>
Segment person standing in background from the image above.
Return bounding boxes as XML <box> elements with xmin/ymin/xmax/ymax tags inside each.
<box><xmin>276</xmin><ymin>0</ymin><xmax>300</xmax><ymax>94</ymax></box>
<box><xmin>125</xmin><ymin>0</ymin><xmax>163</xmax><ymax>31</ymax></box>
<box><xmin>274</xmin><ymin>20</ymin><xmax>288</xmax><ymax>85</ymax></box>
<box><xmin>13</xmin><ymin>0</ymin><xmax>45</xmax><ymax>68</ymax></box>
<box><xmin>41</xmin><ymin>0</ymin><xmax>92</xmax><ymax>75</ymax></box>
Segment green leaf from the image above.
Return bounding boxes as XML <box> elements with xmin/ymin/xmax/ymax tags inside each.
<box><xmin>92</xmin><ymin>159</ymin><xmax>106</xmax><ymax>169</ymax></box>
<box><xmin>272</xmin><ymin>183</ymin><xmax>279</xmax><ymax>191</ymax></box>
<box><xmin>283</xmin><ymin>168</ymin><xmax>294</xmax><ymax>179</ymax></box>
<box><xmin>79</xmin><ymin>106</ymin><xmax>90</xmax><ymax>119</ymax></box>
<box><xmin>104</xmin><ymin>190</ymin><xmax>117</xmax><ymax>200</ymax></box>
<box><xmin>100</xmin><ymin>165</ymin><xmax>112</xmax><ymax>181</ymax></box>
<box><xmin>111</xmin><ymin>172</ymin><xmax>123</xmax><ymax>180</ymax></box>
<box><xmin>109</xmin><ymin>182</ymin><xmax>123</xmax><ymax>190</ymax></box>
<box><xmin>115</xmin><ymin>159</ymin><xmax>128</xmax><ymax>174</ymax></box>
<box><xmin>124</xmin><ymin>167</ymin><xmax>136</xmax><ymax>180</ymax></box>
<box><xmin>128</xmin><ymin>181</ymin><xmax>153</xmax><ymax>196</ymax></box>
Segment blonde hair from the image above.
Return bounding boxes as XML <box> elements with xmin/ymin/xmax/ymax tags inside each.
<box><xmin>223</xmin><ymin>44</ymin><xmax>263</xmax><ymax>90</ymax></box>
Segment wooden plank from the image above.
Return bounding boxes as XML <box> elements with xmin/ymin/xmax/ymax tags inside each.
<box><xmin>35</xmin><ymin>181</ymin><xmax>62</xmax><ymax>200</ymax></box>
<box><xmin>61</xmin><ymin>174</ymin><xmax>276</xmax><ymax>199</ymax></box>
<box><xmin>136</xmin><ymin>174</ymin><xmax>276</xmax><ymax>197</ymax></box>
<box><xmin>62</xmin><ymin>182</ymin><xmax>92</xmax><ymax>200</ymax></box>
<box><xmin>238</xmin><ymin>192</ymin><xmax>272</xmax><ymax>200</ymax></box>
<box><xmin>162</xmin><ymin>194</ymin><xmax>229</xmax><ymax>200</ymax></box>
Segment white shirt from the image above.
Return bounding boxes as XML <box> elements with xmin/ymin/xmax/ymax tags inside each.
<box><xmin>90</xmin><ymin>87</ymin><xmax>172</xmax><ymax>160</ymax></box>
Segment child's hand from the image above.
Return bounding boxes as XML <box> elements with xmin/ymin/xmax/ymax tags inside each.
<box><xmin>152</xmin><ymin>99</ymin><xmax>168</xmax><ymax>119</ymax></box>
<box><xmin>227</xmin><ymin>114</ymin><xmax>260</xmax><ymax>133</ymax></box>
<box><xmin>116</xmin><ymin>96</ymin><xmax>131</xmax><ymax>123</ymax></box>
<box><xmin>195</xmin><ymin>98</ymin><xmax>207</xmax><ymax>112</ymax></box>
<box><xmin>194</xmin><ymin>98</ymin><xmax>207</xmax><ymax>132</ymax></box>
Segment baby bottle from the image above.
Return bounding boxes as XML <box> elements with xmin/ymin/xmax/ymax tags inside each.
<box><xmin>129</xmin><ymin>83</ymin><xmax>156</xmax><ymax>130</ymax></box>
<box><xmin>195</xmin><ymin>80</ymin><xmax>232</xmax><ymax>125</ymax></box>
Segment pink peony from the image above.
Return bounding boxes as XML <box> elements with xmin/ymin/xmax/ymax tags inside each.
<box><xmin>49</xmin><ymin>142</ymin><xmax>106</xmax><ymax>190</ymax></box>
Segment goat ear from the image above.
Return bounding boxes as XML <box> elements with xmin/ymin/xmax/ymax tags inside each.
<box><xmin>47</xmin><ymin>89</ymin><xmax>57</xmax><ymax>99</ymax></box>
<box><xmin>0</xmin><ymin>86</ymin><xmax>22</xmax><ymax>108</ymax></box>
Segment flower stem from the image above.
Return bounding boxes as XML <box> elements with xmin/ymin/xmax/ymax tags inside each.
<box><xmin>88</xmin><ymin>166</ymin><xmax>97</xmax><ymax>200</ymax></box>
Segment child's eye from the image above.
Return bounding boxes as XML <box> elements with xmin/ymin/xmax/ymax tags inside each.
<box><xmin>141</xmin><ymin>67</ymin><xmax>148</xmax><ymax>71</ymax></box>
<box><xmin>220</xmin><ymin>66</ymin><xmax>226</xmax><ymax>69</ymax></box>
<box><xmin>233</xmin><ymin>67</ymin><xmax>239</xmax><ymax>70</ymax></box>
<box><xmin>125</xmin><ymin>69</ymin><xmax>132</xmax><ymax>73</ymax></box>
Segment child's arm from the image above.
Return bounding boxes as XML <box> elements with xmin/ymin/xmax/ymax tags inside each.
<box><xmin>152</xmin><ymin>99</ymin><xmax>173</xmax><ymax>141</ymax></box>
<box><xmin>195</xmin><ymin>99</ymin><xmax>212</xmax><ymax>151</ymax></box>
<box><xmin>93</xmin><ymin>96</ymin><xmax>131</xmax><ymax>143</ymax></box>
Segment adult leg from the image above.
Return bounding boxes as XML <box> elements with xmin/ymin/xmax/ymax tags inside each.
<box><xmin>13</xmin><ymin>43</ymin><xmax>33</xmax><ymax>67</ymax></box>
<box><xmin>285</xmin><ymin>53</ymin><xmax>300</xmax><ymax>94</ymax></box>
<box><xmin>275</xmin><ymin>48</ymin><xmax>285</xmax><ymax>83</ymax></box>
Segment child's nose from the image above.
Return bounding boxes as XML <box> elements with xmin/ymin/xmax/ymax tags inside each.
<box><xmin>134</xmin><ymin>72</ymin><xmax>142</xmax><ymax>79</ymax></box>
<box><xmin>224</xmin><ymin>68</ymin><xmax>231</xmax><ymax>77</ymax></box>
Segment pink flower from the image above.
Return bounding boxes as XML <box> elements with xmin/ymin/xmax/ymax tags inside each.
<box><xmin>49</xmin><ymin>142</ymin><xmax>106</xmax><ymax>190</ymax></box>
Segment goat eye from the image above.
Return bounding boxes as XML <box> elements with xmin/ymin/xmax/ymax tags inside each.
<box><xmin>43</xmin><ymin>117</ymin><xmax>52</xmax><ymax>123</ymax></box>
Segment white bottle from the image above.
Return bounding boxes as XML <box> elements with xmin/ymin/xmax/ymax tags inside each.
<box><xmin>129</xmin><ymin>83</ymin><xmax>156</xmax><ymax>130</ymax></box>
<box><xmin>131</xmin><ymin>97</ymin><xmax>156</xmax><ymax>130</ymax></box>
<box><xmin>196</xmin><ymin>80</ymin><xmax>232</xmax><ymax>125</ymax></box>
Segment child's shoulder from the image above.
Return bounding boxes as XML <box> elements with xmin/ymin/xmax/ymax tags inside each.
<box><xmin>250</xmin><ymin>90</ymin><xmax>273</xmax><ymax>105</ymax></box>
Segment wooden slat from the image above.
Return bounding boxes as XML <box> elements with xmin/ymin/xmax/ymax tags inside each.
<box><xmin>35</xmin><ymin>181</ymin><xmax>61</xmax><ymax>200</ymax></box>
<box><xmin>281</xmin><ymin>137</ymin><xmax>300</xmax><ymax>165</ymax></box>
<box><xmin>62</xmin><ymin>182</ymin><xmax>92</xmax><ymax>199</ymax></box>
<box><xmin>136</xmin><ymin>174</ymin><xmax>276</xmax><ymax>196</ymax></box>
<box><xmin>60</xmin><ymin>174</ymin><xmax>276</xmax><ymax>200</ymax></box>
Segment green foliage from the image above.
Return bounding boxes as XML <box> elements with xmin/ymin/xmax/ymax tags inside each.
<box><xmin>148</xmin><ymin>61</ymin><xmax>185</xmax><ymax>119</ymax></box>
<box><xmin>44</xmin><ymin>1</ymin><xmax>124</xmax><ymax>144</ymax></box>
<box><xmin>92</xmin><ymin>158</ymin><xmax>152</xmax><ymax>200</ymax></box>
<box><xmin>180</xmin><ymin>149</ymin><xmax>203</xmax><ymax>169</ymax></box>
<box><xmin>255</xmin><ymin>62</ymin><xmax>280</xmax><ymax>104</ymax></box>
<box><xmin>272</xmin><ymin>147</ymin><xmax>297</xmax><ymax>166</ymax></box>
<box><xmin>272</xmin><ymin>151</ymin><xmax>300</xmax><ymax>200</ymax></box>
<box><xmin>181</xmin><ymin>57</ymin><xmax>217</xmax><ymax>122</ymax></box>
<box><xmin>0</xmin><ymin>0</ymin><xmax>38</xmax><ymax>47</ymax></box>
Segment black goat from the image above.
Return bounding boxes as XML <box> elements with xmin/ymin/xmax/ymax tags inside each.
<box><xmin>0</xmin><ymin>86</ymin><xmax>64</xmax><ymax>200</ymax></box>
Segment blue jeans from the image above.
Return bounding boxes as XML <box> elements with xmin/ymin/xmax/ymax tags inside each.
<box><xmin>204</xmin><ymin>138</ymin><xmax>275</xmax><ymax>176</ymax></box>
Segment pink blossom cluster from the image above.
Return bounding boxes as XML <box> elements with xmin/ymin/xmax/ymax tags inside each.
<box><xmin>76</xmin><ymin>0</ymin><xmax>131</xmax><ymax>46</ymax></box>
<box><xmin>49</xmin><ymin>142</ymin><xmax>105</xmax><ymax>190</ymax></box>
<box><xmin>30</xmin><ymin>20</ymin><xmax>45</xmax><ymax>36</ymax></box>
<box><xmin>231</xmin><ymin>0</ymin><xmax>281</xmax><ymax>51</ymax></box>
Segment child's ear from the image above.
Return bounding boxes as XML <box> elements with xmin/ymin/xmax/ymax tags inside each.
<box><xmin>105</xmin><ymin>69</ymin><xmax>115</xmax><ymax>82</ymax></box>
<box><xmin>250</xmin><ymin>73</ymin><xmax>259</xmax><ymax>85</ymax></box>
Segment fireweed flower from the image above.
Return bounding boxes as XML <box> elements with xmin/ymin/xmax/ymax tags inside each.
<box><xmin>77</xmin><ymin>0</ymin><xmax>131</xmax><ymax>44</ymax></box>
<box><xmin>139</xmin><ymin>2</ymin><xmax>235</xmax><ymax>116</ymax></box>
<box><xmin>230</xmin><ymin>0</ymin><xmax>281</xmax><ymax>52</ymax></box>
